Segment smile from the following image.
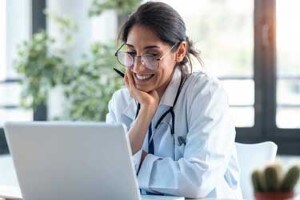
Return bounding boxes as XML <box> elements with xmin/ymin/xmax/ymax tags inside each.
<box><xmin>135</xmin><ymin>74</ymin><xmax>154</xmax><ymax>81</ymax></box>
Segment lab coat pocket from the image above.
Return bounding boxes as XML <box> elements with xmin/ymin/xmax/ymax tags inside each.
<box><xmin>175</xmin><ymin>139</ymin><xmax>185</xmax><ymax>160</ymax></box>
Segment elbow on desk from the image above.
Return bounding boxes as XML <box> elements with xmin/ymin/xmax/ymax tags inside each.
<box><xmin>176</xmin><ymin>177</ymin><xmax>215</xmax><ymax>199</ymax></box>
<box><xmin>183</xmin><ymin>185</ymin><xmax>213</xmax><ymax>199</ymax></box>
<box><xmin>177</xmin><ymin>177</ymin><xmax>240</xmax><ymax>199</ymax></box>
<box><xmin>173</xmin><ymin>162</ymin><xmax>216</xmax><ymax>198</ymax></box>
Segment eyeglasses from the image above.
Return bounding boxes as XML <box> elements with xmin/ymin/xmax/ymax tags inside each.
<box><xmin>115</xmin><ymin>43</ymin><xmax>177</xmax><ymax>70</ymax></box>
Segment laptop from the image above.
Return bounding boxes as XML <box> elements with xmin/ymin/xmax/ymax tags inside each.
<box><xmin>3</xmin><ymin>121</ymin><xmax>184</xmax><ymax>200</ymax></box>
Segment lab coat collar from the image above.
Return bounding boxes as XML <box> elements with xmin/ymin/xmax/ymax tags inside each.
<box><xmin>159</xmin><ymin>67</ymin><xmax>182</xmax><ymax>107</ymax></box>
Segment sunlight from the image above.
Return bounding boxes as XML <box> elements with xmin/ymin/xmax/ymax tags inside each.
<box><xmin>276</xmin><ymin>0</ymin><xmax>300</xmax><ymax>128</ymax></box>
<box><xmin>277</xmin><ymin>0</ymin><xmax>300</xmax><ymax>62</ymax></box>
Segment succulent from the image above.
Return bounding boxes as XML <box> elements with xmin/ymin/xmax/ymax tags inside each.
<box><xmin>280</xmin><ymin>165</ymin><xmax>300</xmax><ymax>191</ymax></box>
<box><xmin>264</xmin><ymin>164</ymin><xmax>283</xmax><ymax>191</ymax></box>
<box><xmin>252</xmin><ymin>169</ymin><xmax>267</xmax><ymax>192</ymax></box>
<box><xmin>251</xmin><ymin>163</ymin><xmax>300</xmax><ymax>193</ymax></box>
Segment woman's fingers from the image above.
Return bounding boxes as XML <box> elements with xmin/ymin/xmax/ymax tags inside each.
<box><xmin>125</xmin><ymin>70</ymin><xmax>137</xmax><ymax>98</ymax></box>
<box><xmin>126</xmin><ymin>69</ymin><xmax>135</xmax><ymax>89</ymax></box>
<box><xmin>124</xmin><ymin>69</ymin><xmax>159</xmax><ymax>109</ymax></box>
<box><xmin>124</xmin><ymin>71</ymin><xmax>129</xmax><ymax>87</ymax></box>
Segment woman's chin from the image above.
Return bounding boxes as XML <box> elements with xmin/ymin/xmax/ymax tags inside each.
<box><xmin>135</xmin><ymin>84</ymin><xmax>154</xmax><ymax>93</ymax></box>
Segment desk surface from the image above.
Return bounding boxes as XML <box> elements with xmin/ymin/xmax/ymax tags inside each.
<box><xmin>1</xmin><ymin>155</ymin><xmax>243</xmax><ymax>200</ymax></box>
<box><xmin>2</xmin><ymin>155</ymin><xmax>299</xmax><ymax>200</ymax></box>
<box><xmin>0</xmin><ymin>154</ymin><xmax>279</xmax><ymax>200</ymax></box>
<box><xmin>0</xmin><ymin>185</ymin><xmax>244</xmax><ymax>200</ymax></box>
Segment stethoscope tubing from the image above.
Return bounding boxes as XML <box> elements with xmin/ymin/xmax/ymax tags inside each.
<box><xmin>135</xmin><ymin>73</ymin><xmax>188</xmax><ymax>141</ymax></box>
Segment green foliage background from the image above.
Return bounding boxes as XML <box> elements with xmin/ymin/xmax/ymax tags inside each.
<box><xmin>13</xmin><ymin>0</ymin><xmax>143</xmax><ymax>121</ymax></box>
<box><xmin>14</xmin><ymin>31</ymin><xmax>68</xmax><ymax>109</ymax></box>
<box><xmin>63</xmin><ymin>43</ymin><xmax>123</xmax><ymax>121</ymax></box>
<box><xmin>88</xmin><ymin>0</ymin><xmax>140</xmax><ymax>16</ymax></box>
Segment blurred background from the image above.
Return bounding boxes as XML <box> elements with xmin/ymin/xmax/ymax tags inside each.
<box><xmin>0</xmin><ymin>0</ymin><xmax>299</xmax><ymax>155</ymax></box>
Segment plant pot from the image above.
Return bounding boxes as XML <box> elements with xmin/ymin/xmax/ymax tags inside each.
<box><xmin>255</xmin><ymin>191</ymin><xmax>295</xmax><ymax>200</ymax></box>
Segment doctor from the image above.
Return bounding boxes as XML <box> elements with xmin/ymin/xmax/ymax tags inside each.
<box><xmin>106</xmin><ymin>1</ymin><xmax>242</xmax><ymax>199</ymax></box>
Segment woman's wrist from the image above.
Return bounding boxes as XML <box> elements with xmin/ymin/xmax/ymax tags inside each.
<box><xmin>139</xmin><ymin>104</ymin><xmax>158</xmax><ymax>119</ymax></box>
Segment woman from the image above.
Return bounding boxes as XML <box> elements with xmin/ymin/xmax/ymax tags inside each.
<box><xmin>106</xmin><ymin>1</ymin><xmax>242</xmax><ymax>199</ymax></box>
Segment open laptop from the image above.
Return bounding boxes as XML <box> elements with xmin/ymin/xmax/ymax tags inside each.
<box><xmin>4</xmin><ymin>121</ymin><xmax>184</xmax><ymax>200</ymax></box>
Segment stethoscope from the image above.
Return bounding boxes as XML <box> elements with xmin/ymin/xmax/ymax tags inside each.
<box><xmin>113</xmin><ymin>67</ymin><xmax>188</xmax><ymax>151</ymax></box>
<box><xmin>135</xmin><ymin>72</ymin><xmax>188</xmax><ymax>155</ymax></box>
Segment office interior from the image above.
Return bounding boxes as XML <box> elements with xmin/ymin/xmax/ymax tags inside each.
<box><xmin>0</xmin><ymin>0</ymin><xmax>299</xmax><ymax>197</ymax></box>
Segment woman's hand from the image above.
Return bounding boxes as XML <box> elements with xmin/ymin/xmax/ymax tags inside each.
<box><xmin>124</xmin><ymin>69</ymin><xmax>160</xmax><ymax>154</ymax></box>
<box><xmin>124</xmin><ymin>69</ymin><xmax>159</xmax><ymax>113</ymax></box>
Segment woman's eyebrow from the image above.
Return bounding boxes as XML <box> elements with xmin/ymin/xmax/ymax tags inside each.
<box><xmin>144</xmin><ymin>45</ymin><xmax>160</xmax><ymax>50</ymax></box>
<box><xmin>125</xmin><ymin>44</ymin><xmax>161</xmax><ymax>50</ymax></box>
<box><xmin>125</xmin><ymin>44</ymin><xmax>134</xmax><ymax>48</ymax></box>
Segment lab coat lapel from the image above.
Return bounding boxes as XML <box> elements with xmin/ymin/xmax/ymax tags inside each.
<box><xmin>160</xmin><ymin>67</ymin><xmax>182</xmax><ymax>107</ymax></box>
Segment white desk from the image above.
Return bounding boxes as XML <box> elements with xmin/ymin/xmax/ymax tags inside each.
<box><xmin>0</xmin><ymin>155</ymin><xmax>245</xmax><ymax>200</ymax></box>
<box><xmin>0</xmin><ymin>155</ymin><xmax>242</xmax><ymax>200</ymax></box>
<box><xmin>0</xmin><ymin>155</ymin><xmax>18</xmax><ymax>187</ymax></box>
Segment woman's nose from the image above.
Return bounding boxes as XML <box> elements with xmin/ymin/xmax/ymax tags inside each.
<box><xmin>132</xmin><ymin>56</ymin><xmax>146</xmax><ymax>72</ymax></box>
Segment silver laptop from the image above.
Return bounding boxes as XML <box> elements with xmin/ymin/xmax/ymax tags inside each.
<box><xmin>4</xmin><ymin>121</ymin><xmax>184</xmax><ymax>200</ymax></box>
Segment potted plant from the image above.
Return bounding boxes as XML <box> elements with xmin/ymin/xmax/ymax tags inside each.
<box><xmin>252</xmin><ymin>163</ymin><xmax>300</xmax><ymax>200</ymax></box>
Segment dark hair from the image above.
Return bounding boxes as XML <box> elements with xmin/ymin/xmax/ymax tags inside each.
<box><xmin>118</xmin><ymin>1</ymin><xmax>201</xmax><ymax>73</ymax></box>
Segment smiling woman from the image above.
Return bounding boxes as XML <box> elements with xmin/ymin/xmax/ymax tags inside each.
<box><xmin>117</xmin><ymin>25</ymin><xmax>184</xmax><ymax>96</ymax></box>
<box><xmin>106</xmin><ymin>1</ymin><xmax>242</xmax><ymax>199</ymax></box>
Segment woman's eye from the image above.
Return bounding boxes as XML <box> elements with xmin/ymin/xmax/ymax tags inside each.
<box><xmin>127</xmin><ymin>52</ymin><xmax>136</xmax><ymax>56</ymax></box>
<box><xmin>146</xmin><ymin>53</ymin><xmax>158</xmax><ymax>58</ymax></box>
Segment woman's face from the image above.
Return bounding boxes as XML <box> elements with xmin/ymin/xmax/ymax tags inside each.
<box><xmin>126</xmin><ymin>25</ymin><xmax>177</xmax><ymax>97</ymax></box>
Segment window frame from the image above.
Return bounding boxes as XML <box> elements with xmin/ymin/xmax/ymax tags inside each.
<box><xmin>236</xmin><ymin>0</ymin><xmax>300</xmax><ymax>155</ymax></box>
<box><xmin>1</xmin><ymin>0</ymin><xmax>300</xmax><ymax>155</ymax></box>
<box><xmin>0</xmin><ymin>0</ymin><xmax>47</xmax><ymax>154</ymax></box>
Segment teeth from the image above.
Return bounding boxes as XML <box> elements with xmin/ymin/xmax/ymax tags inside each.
<box><xmin>136</xmin><ymin>74</ymin><xmax>153</xmax><ymax>80</ymax></box>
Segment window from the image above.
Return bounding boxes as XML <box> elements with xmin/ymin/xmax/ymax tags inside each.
<box><xmin>162</xmin><ymin>0</ymin><xmax>300</xmax><ymax>154</ymax></box>
<box><xmin>163</xmin><ymin>0</ymin><xmax>254</xmax><ymax>127</ymax></box>
<box><xmin>0</xmin><ymin>0</ymin><xmax>46</xmax><ymax>154</ymax></box>
<box><xmin>276</xmin><ymin>0</ymin><xmax>300</xmax><ymax>128</ymax></box>
<box><xmin>0</xmin><ymin>0</ymin><xmax>5</xmax><ymax>77</ymax></box>
<box><xmin>0</xmin><ymin>0</ymin><xmax>32</xmax><ymax>126</ymax></box>
<box><xmin>1</xmin><ymin>0</ymin><xmax>299</xmax><ymax>154</ymax></box>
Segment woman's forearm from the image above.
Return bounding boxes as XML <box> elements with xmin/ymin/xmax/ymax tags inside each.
<box><xmin>129</xmin><ymin>106</ymin><xmax>157</xmax><ymax>154</ymax></box>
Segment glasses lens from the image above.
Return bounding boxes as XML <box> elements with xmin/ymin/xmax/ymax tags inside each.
<box><xmin>141</xmin><ymin>55</ymin><xmax>158</xmax><ymax>70</ymax></box>
<box><xmin>117</xmin><ymin>52</ymin><xmax>133</xmax><ymax>68</ymax></box>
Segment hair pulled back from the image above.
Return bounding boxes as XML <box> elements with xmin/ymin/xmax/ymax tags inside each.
<box><xmin>118</xmin><ymin>1</ymin><xmax>201</xmax><ymax>73</ymax></box>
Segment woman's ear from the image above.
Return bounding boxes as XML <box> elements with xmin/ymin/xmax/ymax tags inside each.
<box><xmin>176</xmin><ymin>42</ymin><xmax>187</xmax><ymax>62</ymax></box>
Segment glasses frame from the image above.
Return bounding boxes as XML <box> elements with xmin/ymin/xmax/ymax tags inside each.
<box><xmin>114</xmin><ymin>42</ymin><xmax>178</xmax><ymax>70</ymax></box>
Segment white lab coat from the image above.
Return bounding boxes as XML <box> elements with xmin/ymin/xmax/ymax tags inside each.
<box><xmin>106</xmin><ymin>68</ymin><xmax>242</xmax><ymax>199</ymax></box>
